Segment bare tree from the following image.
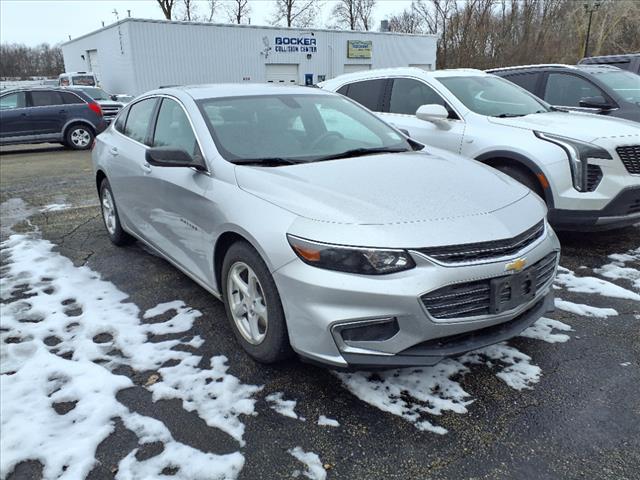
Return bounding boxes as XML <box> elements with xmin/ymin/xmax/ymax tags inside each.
<box><xmin>270</xmin><ymin>0</ymin><xmax>319</xmax><ymax>28</ymax></box>
<box><xmin>226</xmin><ymin>0</ymin><xmax>251</xmax><ymax>24</ymax></box>
<box><xmin>205</xmin><ymin>0</ymin><xmax>220</xmax><ymax>21</ymax></box>
<box><xmin>0</xmin><ymin>43</ymin><xmax>65</xmax><ymax>78</ymax></box>
<box><xmin>358</xmin><ymin>0</ymin><xmax>376</xmax><ymax>31</ymax></box>
<box><xmin>388</xmin><ymin>7</ymin><xmax>423</xmax><ymax>33</ymax></box>
<box><xmin>156</xmin><ymin>0</ymin><xmax>176</xmax><ymax>20</ymax></box>
<box><xmin>180</xmin><ymin>0</ymin><xmax>197</xmax><ymax>20</ymax></box>
<box><xmin>331</xmin><ymin>0</ymin><xmax>359</xmax><ymax>29</ymax></box>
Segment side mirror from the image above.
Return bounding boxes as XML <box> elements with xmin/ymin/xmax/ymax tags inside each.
<box><xmin>110</xmin><ymin>95</ymin><xmax>118</xmax><ymax>101</ymax></box>
<box><xmin>579</xmin><ymin>95</ymin><xmax>613</xmax><ymax>110</ymax></box>
<box><xmin>416</xmin><ymin>104</ymin><xmax>449</xmax><ymax>122</ymax></box>
<box><xmin>145</xmin><ymin>147</ymin><xmax>207</xmax><ymax>171</ymax></box>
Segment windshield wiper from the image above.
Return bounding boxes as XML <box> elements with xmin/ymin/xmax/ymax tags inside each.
<box><xmin>312</xmin><ymin>147</ymin><xmax>410</xmax><ymax>162</ymax></box>
<box><xmin>494</xmin><ymin>113</ymin><xmax>525</xmax><ymax>118</ymax></box>
<box><xmin>231</xmin><ymin>157</ymin><xmax>302</xmax><ymax>166</ymax></box>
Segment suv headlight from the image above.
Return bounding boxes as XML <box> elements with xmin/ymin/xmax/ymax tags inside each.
<box><xmin>535</xmin><ymin>131</ymin><xmax>611</xmax><ymax>192</ymax></box>
<box><xmin>287</xmin><ymin>235</ymin><xmax>415</xmax><ymax>275</ymax></box>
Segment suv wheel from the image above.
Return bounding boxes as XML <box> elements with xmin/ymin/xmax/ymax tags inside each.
<box><xmin>66</xmin><ymin>124</ymin><xmax>94</xmax><ymax>150</ymax></box>
<box><xmin>222</xmin><ymin>241</ymin><xmax>293</xmax><ymax>363</ymax></box>
<box><xmin>99</xmin><ymin>179</ymin><xmax>133</xmax><ymax>246</ymax></box>
<box><xmin>497</xmin><ymin>164</ymin><xmax>545</xmax><ymax>200</ymax></box>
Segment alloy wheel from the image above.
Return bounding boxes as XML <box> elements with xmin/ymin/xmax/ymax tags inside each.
<box><xmin>101</xmin><ymin>188</ymin><xmax>116</xmax><ymax>235</ymax></box>
<box><xmin>227</xmin><ymin>261</ymin><xmax>269</xmax><ymax>345</ymax></box>
<box><xmin>70</xmin><ymin>128</ymin><xmax>91</xmax><ymax>148</ymax></box>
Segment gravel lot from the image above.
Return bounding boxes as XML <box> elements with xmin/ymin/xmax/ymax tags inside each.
<box><xmin>1</xmin><ymin>144</ymin><xmax>639</xmax><ymax>480</ymax></box>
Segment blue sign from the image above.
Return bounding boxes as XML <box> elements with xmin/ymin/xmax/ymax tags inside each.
<box><xmin>275</xmin><ymin>36</ymin><xmax>317</xmax><ymax>53</ymax></box>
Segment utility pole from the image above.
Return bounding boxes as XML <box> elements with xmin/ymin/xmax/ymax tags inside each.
<box><xmin>583</xmin><ymin>1</ymin><xmax>601</xmax><ymax>58</ymax></box>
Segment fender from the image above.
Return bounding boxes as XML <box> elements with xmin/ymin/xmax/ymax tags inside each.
<box><xmin>475</xmin><ymin>150</ymin><xmax>555</xmax><ymax>208</ymax></box>
<box><xmin>61</xmin><ymin>118</ymin><xmax>97</xmax><ymax>135</ymax></box>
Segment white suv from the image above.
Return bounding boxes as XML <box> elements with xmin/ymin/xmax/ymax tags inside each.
<box><xmin>320</xmin><ymin>68</ymin><xmax>640</xmax><ymax>231</ymax></box>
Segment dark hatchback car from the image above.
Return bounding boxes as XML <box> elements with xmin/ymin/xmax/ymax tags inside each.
<box><xmin>488</xmin><ymin>64</ymin><xmax>640</xmax><ymax>123</ymax></box>
<box><xmin>0</xmin><ymin>87</ymin><xmax>107</xmax><ymax>150</ymax></box>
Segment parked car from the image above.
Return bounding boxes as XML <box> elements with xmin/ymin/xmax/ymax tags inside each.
<box><xmin>65</xmin><ymin>86</ymin><xmax>124</xmax><ymax>123</ymax></box>
<box><xmin>0</xmin><ymin>87</ymin><xmax>107</xmax><ymax>149</ymax></box>
<box><xmin>487</xmin><ymin>64</ymin><xmax>640</xmax><ymax>122</ymax></box>
<box><xmin>58</xmin><ymin>71</ymin><xmax>98</xmax><ymax>87</ymax></box>
<box><xmin>579</xmin><ymin>53</ymin><xmax>640</xmax><ymax>74</ymax></box>
<box><xmin>321</xmin><ymin>68</ymin><xmax>640</xmax><ymax>231</ymax></box>
<box><xmin>93</xmin><ymin>84</ymin><xmax>560</xmax><ymax>369</ymax></box>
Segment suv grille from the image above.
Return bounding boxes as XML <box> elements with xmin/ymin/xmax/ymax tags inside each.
<box><xmin>616</xmin><ymin>145</ymin><xmax>640</xmax><ymax>174</ymax></box>
<box><xmin>420</xmin><ymin>252</ymin><xmax>557</xmax><ymax>320</ymax></box>
<box><xmin>416</xmin><ymin>220</ymin><xmax>544</xmax><ymax>264</ymax></box>
<box><xmin>586</xmin><ymin>164</ymin><xmax>603</xmax><ymax>192</ymax></box>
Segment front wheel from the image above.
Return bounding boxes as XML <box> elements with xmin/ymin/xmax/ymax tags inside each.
<box><xmin>222</xmin><ymin>241</ymin><xmax>293</xmax><ymax>363</ymax></box>
<box><xmin>497</xmin><ymin>164</ymin><xmax>545</xmax><ymax>201</ymax></box>
<box><xmin>65</xmin><ymin>124</ymin><xmax>94</xmax><ymax>150</ymax></box>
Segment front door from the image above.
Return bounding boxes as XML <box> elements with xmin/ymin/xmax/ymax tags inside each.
<box><xmin>0</xmin><ymin>91</ymin><xmax>29</xmax><ymax>139</ymax></box>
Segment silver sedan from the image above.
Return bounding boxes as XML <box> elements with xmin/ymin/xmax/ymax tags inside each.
<box><xmin>93</xmin><ymin>84</ymin><xmax>560</xmax><ymax>369</ymax></box>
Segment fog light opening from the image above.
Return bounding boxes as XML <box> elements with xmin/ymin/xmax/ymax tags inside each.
<box><xmin>339</xmin><ymin>317</ymin><xmax>400</xmax><ymax>343</ymax></box>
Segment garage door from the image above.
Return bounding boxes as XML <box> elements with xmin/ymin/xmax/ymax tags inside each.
<box><xmin>343</xmin><ymin>64</ymin><xmax>371</xmax><ymax>74</ymax></box>
<box><xmin>266</xmin><ymin>64</ymin><xmax>299</xmax><ymax>84</ymax></box>
<box><xmin>87</xmin><ymin>50</ymin><xmax>100</xmax><ymax>81</ymax></box>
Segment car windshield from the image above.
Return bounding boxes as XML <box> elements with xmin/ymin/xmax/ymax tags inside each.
<box><xmin>588</xmin><ymin>70</ymin><xmax>640</xmax><ymax>103</ymax></box>
<box><xmin>198</xmin><ymin>94</ymin><xmax>411</xmax><ymax>164</ymax></box>
<box><xmin>78</xmin><ymin>87</ymin><xmax>110</xmax><ymax>101</ymax></box>
<box><xmin>72</xmin><ymin>75</ymin><xmax>96</xmax><ymax>86</ymax></box>
<box><xmin>437</xmin><ymin>75</ymin><xmax>549</xmax><ymax>117</ymax></box>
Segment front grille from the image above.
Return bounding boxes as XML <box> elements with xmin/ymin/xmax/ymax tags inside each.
<box><xmin>628</xmin><ymin>197</ymin><xmax>640</xmax><ymax>215</ymax></box>
<box><xmin>416</xmin><ymin>220</ymin><xmax>544</xmax><ymax>264</ymax></box>
<box><xmin>586</xmin><ymin>164</ymin><xmax>602</xmax><ymax>192</ymax></box>
<box><xmin>616</xmin><ymin>145</ymin><xmax>640</xmax><ymax>174</ymax></box>
<box><xmin>420</xmin><ymin>252</ymin><xmax>557</xmax><ymax>320</ymax></box>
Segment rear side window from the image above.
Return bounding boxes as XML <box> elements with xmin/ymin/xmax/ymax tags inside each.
<box><xmin>544</xmin><ymin>73</ymin><xmax>603</xmax><ymax>106</ymax></box>
<box><xmin>389</xmin><ymin>78</ymin><xmax>449</xmax><ymax>115</ymax></box>
<box><xmin>31</xmin><ymin>90</ymin><xmax>63</xmax><ymax>107</ymax></box>
<box><xmin>0</xmin><ymin>92</ymin><xmax>26</xmax><ymax>110</ymax></box>
<box><xmin>124</xmin><ymin>98</ymin><xmax>157</xmax><ymax>144</ymax></box>
<box><xmin>504</xmin><ymin>72</ymin><xmax>540</xmax><ymax>94</ymax></box>
<box><xmin>152</xmin><ymin>99</ymin><xmax>200</xmax><ymax>156</ymax></box>
<box><xmin>61</xmin><ymin>92</ymin><xmax>84</xmax><ymax>104</ymax></box>
<box><xmin>342</xmin><ymin>79</ymin><xmax>386</xmax><ymax>111</ymax></box>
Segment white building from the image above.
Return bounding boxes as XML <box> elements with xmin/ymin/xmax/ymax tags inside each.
<box><xmin>61</xmin><ymin>18</ymin><xmax>437</xmax><ymax>95</ymax></box>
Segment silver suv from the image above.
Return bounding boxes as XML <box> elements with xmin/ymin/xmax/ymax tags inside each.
<box><xmin>93</xmin><ymin>84</ymin><xmax>560</xmax><ymax>369</ymax></box>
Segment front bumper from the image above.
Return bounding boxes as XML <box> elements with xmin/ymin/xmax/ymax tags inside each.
<box><xmin>274</xmin><ymin>228</ymin><xmax>560</xmax><ymax>369</ymax></box>
<box><xmin>548</xmin><ymin>186</ymin><xmax>640</xmax><ymax>231</ymax></box>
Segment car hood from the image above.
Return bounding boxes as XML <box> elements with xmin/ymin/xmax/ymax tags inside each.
<box><xmin>235</xmin><ymin>151</ymin><xmax>529</xmax><ymax>225</ymax></box>
<box><xmin>488</xmin><ymin>111</ymin><xmax>640</xmax><ymax>143</ymax></box>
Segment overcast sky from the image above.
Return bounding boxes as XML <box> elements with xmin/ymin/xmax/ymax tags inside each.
<box><xmin>1</xmin><ymin>0</ymin><xmax>415</xmax><ymax>46</ymax></box>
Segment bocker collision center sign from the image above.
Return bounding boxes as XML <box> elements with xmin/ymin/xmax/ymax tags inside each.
<box><xmin>274</xmin><ymin>36</ymin><xmax>318</xmax><ymax>53</ymax></box>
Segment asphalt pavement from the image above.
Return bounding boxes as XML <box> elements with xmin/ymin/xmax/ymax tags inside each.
<box><xmin>1</xmin><ymin>144</ymin><xmax>639</xmax><ymax>480</ymax></box>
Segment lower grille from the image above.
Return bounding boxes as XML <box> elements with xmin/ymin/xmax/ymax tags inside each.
<box><xmin>616</xmin><ymin>145</ymin><xmax>640</xmax><ymax>174</ymax></box>
<box><xmin>586</xmin><ymin>164</ymin><xmax>602</xmax><ymax>192</ymax></box>
<box><xmin>628</xmin><ymin>197</ymin><xmax>640</xmax><ymax>215</ymax></box>
<box><xmin>420</xmin><ymin>252</ymin><xmax>558</xmax><ymax>320</ymax></box>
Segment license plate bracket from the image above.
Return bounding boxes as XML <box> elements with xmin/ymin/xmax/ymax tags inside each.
<box><xmin>489</xmin><ymin>271</ymin><xmax>536</xmax><ymax>314</ymax></box>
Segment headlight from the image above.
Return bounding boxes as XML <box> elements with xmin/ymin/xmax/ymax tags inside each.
<box><xmin>287</xmin><ymin>235</ymin><xmax>415</xmax><ymax>275</ymax></box>
<box><xmin>535</xmin><ymin>131</ymin><xmax>611</xmax><ymax>192</ymax></box>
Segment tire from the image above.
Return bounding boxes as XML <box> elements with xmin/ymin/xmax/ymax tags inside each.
<box><xmin>222</xmin><ymin>241</ymin><xmax>293</xmax><ymax>363</ymax></box>
<box><xmin>497</xmin><ymin>164</ymin><xmax>545</xmax><ymax>201</ymax></box>
<box><xmin>65</xmin><ymin>124</ymin><xmax>94</xmax><ymax>150</ymax></box>
<box><xmin>99</xmin><ymin>179</ymin><xmax>134</xmax><ymax>246</ymax></box>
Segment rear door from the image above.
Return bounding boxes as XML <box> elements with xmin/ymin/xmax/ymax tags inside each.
<box><xmin>27</xmin><ymin>90</ymin><xmax>68</xmax><ymax>136</ymax></box>
<box><xmin>500</xmin><ymin>71</ymin><xmax>544</xmax><ymax>97</ymax></box>
<box><xmin>141</xmin><ymin>97</ymin><xmax>213</xmax><ymax>284</ymax></box>
<box><xmin>0</xmin><ymin>91</ymin><xmax>29</xmax><ymax>139</ymax></box>
<box><xmin>540</xmin><ymin>71</ymin><xmax>613</xmax><ymax>113</ymax></box>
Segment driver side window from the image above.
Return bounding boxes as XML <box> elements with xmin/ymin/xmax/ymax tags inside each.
<box><xmin>389</xmin><ymin>78</ymin><xmax>457</xmax><ymax>118</ymax></box>
<box><xmin>152</xmin><ymin>98</ymin><xmax>200</xmax><ymax>157</ymax></box>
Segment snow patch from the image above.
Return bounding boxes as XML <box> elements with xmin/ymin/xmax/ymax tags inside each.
<box><xmin>317</xmin><ymin>415</ymin><xmax>340</xmax><ymax>427</ymax></box>
<box><xmin>0</xmin><ymin>198</ymin><xmax>36</xmax><ymax>235</ymax></box>
<box><xmin>620</xmin><ymin>362</ymin><xmax>631</xmax><ymax>367</ymax></box>
<box><xmin>0</xmin><ymin>234</ymin><xmax>259</xmax><ymax>479</ymax></box>
<box><xmin>288</xmin><ymin>447</ymin><xmax>327</xmax><ymax>480</ymax></box>
<box><xmin>266</xmin><ymin>392</ymin><xmax>302</xmax><ymax>420</ymax></box>
<box><xmin>520</xmin><ymin>317</ymin><xmax>572</xmax><ymax>343</ymax></box>
<box><xmin>40</xmin><ymin>203</ymin><xmax>71</xmax><ymax>213</ymax></box>
<box><xmin>555</xmin><ymin>266</ymin><xmax>640</xmax><ymax>301</ymax></box>
<box><xmin>554</xmin><ymin>299</ymin><xmax>618</xmax><ymax>318</ymax></box>
<box><xmin>594</xmin><ymin>248</ymin><xmax>640</xmax><ymax>291</ymax></box>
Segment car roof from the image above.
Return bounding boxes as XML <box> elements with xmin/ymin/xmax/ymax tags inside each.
<box><xmin>144</xmin><ymin>83</ymin><xmax>332</xmax><ymax>100</ymax></box>
<box><xmin>319</xmin><ymin>67</ymin><xmax>488</xmax><ymax>86</ymax></box>
<box><xmin>487</xmin><ymin>64</ymin><xmax>621</xmax><ymax>73</ymax></box>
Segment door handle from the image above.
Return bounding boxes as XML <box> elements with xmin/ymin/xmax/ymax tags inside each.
<box><xmin>109</xmin><ymin>147</ymin><xmax>119</xmax><ymax>156</ymax></box>
<box><xmin>141</xmin><ymin>162</ymin><xmax>152</xmax><ymax>173</ymax></box>
<box><xmin>59</xmin><ymin>109</ymin><xmax>67</xmax><ymax>114</ymax></box>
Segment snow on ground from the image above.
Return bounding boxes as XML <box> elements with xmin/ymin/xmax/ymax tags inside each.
<box><xmin>336</xmin><ymin>317</ymin><xmax>571</xmax><ymax>434</ymax></box>
<box><xmin>40</xmin><ymin>203</ymin><xmax>71</xmax><ymax>213</ymax></box>
<box><xmin>520</xmin><ymin>316</ymin><xmax>573</xmax><ymax>343</ymax></box>
<box><xmin>594</xmin><ymin>248</ymin><xmax>640</xmax><ymax>291</ymax></box>
<box><xmin>317</xmin><ymin>415</ymin><xmax>340</xmax><ymax>427</ymax></box>
<box><xmin>265</xmin><ymin>391</ymin><xmax>303</xmax><ymax>420</ymax></box>
<box><xmin>554</xmin><ymin>299</ymin><xmax>618</xmax><ymax>318</ymax></box>
<box><xmin>0</xmin><ymin>234</ymin><xmax>260</xmax><ymax>479</ymax></box>
<box><xmin>555</xmin><ymin>266</ymin><xmax>640</xmax><ymax>301</ymax></box>
<box><xmin>288</xmin><ymin>447</ymin><xmax>327</xmax><ymax>480</ymax></box>
<box><xmin>0</xmin><ymin>198</ymin><xmax>37</xmax><ymax>236</ymax></box>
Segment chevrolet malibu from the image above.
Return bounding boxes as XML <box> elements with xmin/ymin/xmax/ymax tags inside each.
<box><xmin>93</xmin><ymin>84</ymin><xmax>560</xmax><ymax>369</ymax></box>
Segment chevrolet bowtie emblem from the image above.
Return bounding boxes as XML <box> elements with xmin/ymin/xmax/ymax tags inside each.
<box><xmin>505</xmin><ymin>258</ymin><xmax>527</xmax><ymax>273</ymax></box>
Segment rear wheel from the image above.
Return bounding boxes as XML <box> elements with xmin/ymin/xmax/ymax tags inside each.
<box><xmin>497</xmin><ymin>164</ymin><xmax>545</xmax><ymax>201</ymax></box>
<box><xmin>65</xmin><ymin>124</ymin><xmax>94</xmax><ymax>150</ymax></box>
<box><xmin>99</xmin><ymin>179</ymin><xmax>134</xmax><ymax>246</ymax></box>
<box><xmin>222</xmin><ymin>241</ymin><xmax>293</xmax><ymax>363</ymax></box>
